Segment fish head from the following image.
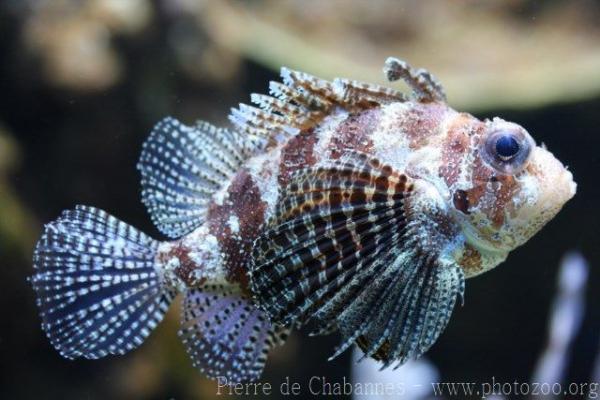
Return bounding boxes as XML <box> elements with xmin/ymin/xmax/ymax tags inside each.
<box><xmin>439</xmin><ymin>116</ymin><xmax>576</xmax><ymax>273</ymax></box>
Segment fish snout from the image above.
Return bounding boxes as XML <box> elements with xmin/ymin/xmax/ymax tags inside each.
<box><xmin>529</xmin><ymin>146</ymin><xmax>576</xmax><ymax>210</ymax></box>
<box><xmin>510</xmin><ymin>146</ymin><xmax>576</xmax><ymax>246</ymax></box>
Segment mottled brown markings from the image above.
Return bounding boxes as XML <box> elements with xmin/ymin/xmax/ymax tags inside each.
<box><xmin>458</xmin><ymin>243</ymin><xmax>483</xmax><ymax>275</ymax></box>
<box><xmin>157</xmin><ymin>244</ymin><xmax>205</xmax><ymax>287</ymax></box>
<box><xmin>397</xmin><ymin>102</ymin><xmax>447</xmax><ymax>150</ymax></box>
<box><xmin>207</xmin><ymin>169</ymin><xmax>267</xmax><ymax>293</ymax></box>
<box><xmin>463</xmin><ymin>157</ymin><xmax>487</xmax><ymax>209</ymax></box>
<box><xmin>491</xmin><ymin>174</ymin><xmax>519</xmax><ymax>227</ymax></box>
<box><xmin>438</xmin><ymin>114</ymin><xmax>484</xmax><ymax>188</ymax></box>
<box><xmin>329</xmin><ymin>108</ymin><xmax>380</xmax><ymax>159</ymax></box>
<box><xmin>465</xmin><ymin>156</ymin><xmax>520</xmax><ymax>228</ymax></box>
<box><xmin>278</xmin><ymin>130</ymin><xmax>318</xmax><ymax>186</ymax></box>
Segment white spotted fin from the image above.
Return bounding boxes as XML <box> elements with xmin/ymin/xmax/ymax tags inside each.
<box><xmin>137</xmin><ymin>117</ymin><xmax>259</xmax><ymax>239</ymax></box>
<box><xmin>179</xmin><ymin>284</ymin><xmax>289</xmax><ymax>382</ymax></box>
<box><xmin>30</xmin><ymin>206</ymin><xmax>177</xmax><ymax>359</ymax></box>
<box><xmin>30</xmin><ymin>205</ymin><xmax>288</xmax><ymax>383</ymax></box>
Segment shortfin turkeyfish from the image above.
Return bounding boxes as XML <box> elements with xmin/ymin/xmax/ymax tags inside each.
<box><xmin>30</xmin><ymin>58</ymin><xmax>576</xmax><ymax>383</ymax></box>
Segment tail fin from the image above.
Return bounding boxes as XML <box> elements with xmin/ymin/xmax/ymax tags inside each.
<box><xmin>31</xmin><ymin>206</ymin><xmax>176</xmax><ymax>359</ymax></box>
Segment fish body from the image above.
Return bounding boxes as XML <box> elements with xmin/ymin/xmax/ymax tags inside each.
<box><xmin>31</xmin><ymin>58</ymin><xmax>575</xmax><ymax>383</ymax></box>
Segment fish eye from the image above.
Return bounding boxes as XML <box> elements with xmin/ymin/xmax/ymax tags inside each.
<box><xmin>481</xmin><ymin>129</ymin><xmax>533</xmax><ymax>174</ymax></box>
<box><xmin>495</xmin><ymin>135</ymin><xmax>520</xmax><ymax>160</ymax></box>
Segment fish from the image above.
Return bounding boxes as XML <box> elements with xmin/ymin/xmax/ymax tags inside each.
<box><xmin>30</xmin><ymin>57</ymin><xmax>576</xmax><ymax>383</ymax></box>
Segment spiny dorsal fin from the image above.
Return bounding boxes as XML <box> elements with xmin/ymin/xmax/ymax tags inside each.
<box><xmin>250</xmin><ymin>151</ymin><xmax>464</xmax><ymax>368</ymax></box>
<box><xmin>138</xmin><ymin>117</ymin><xmax>260</xmax><ymax>239</ymax></box>
<box><xmin>229</xmin><ymin>66</ymin><xmax>407</xmax><ymax>145</ymax></box>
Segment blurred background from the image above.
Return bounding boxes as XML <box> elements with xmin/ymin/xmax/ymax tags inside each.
<box><xmin>1</xmin><ymin>0</ymin><xmax>599</xmax><ymax>399</ymax></box>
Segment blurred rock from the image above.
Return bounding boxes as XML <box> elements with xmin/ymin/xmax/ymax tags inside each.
<box><xmin>20</xmin><ymin>0</ymin><xmax>152</xmax><ymax>90</ymax></box>
<box><xmin>10</xmin><ymin>0</ymin><xmax>600</xmax><ymax>109</ymax></box>
<box><xmin>197</xmin><ymin>0</ymin><xmax>600</xmax><ymax>110</ymax></box>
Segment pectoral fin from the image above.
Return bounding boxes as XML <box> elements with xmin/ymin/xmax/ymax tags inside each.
<box><xmin>250</xmin><ymin>151</ymin><xmax>464</xmax><ymax>367</ymax></box>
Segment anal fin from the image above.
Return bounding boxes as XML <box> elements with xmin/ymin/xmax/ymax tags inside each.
<box><xmin>179</xmin><ymin>284</ymin><xmax>289</xmax><ymax>383</ymax></box>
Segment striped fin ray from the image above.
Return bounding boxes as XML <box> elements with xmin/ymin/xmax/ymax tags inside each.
<box><xmin>352</xmin><ymin>251</ymin><xmax>464</xmax><ymax>368</ymax></box>
<box><xmin>31</xmin><ymin>206</ymin><xmax>177</xmax><ymax>359</ymax></box>
<box><xmin>250</xmin><ymin>151</ymin><xmax>464</xmax><ymax>367</ymax></box>
<box><xmin>230</xmin><ymin>67</ymin><xmax>407</xmax><ymax>145</ymax></box>
<box><xmin>138</xmin><ymin>117</ymin><xmax>258</xmax><ymax>238</ymax></box>
<box><xmin>251</xmin><ymin>152</ymin><xmax>410</xmax><ymax>320</ymax></box>
<box><xmin>329</xmin><ymin>231</ymin><xmax>464</xmax><ymax>366</ymax></box>
<box><xmin>255</xmin><ymin>204</ymin><xmax>406</xmax><ymax>325</ymax></box>
<box><xmin>332</xmin><ymin>78</ymin><xmax>408</xmax><ymax>107</ymax></box>
<box><xmin>179</xmin><ymin>284</ymin><xmax>289</xmax><ymax>383</ymax></box>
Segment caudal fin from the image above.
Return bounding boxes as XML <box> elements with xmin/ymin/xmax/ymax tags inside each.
<box><xmin>31</xmin><ymin>206</ymin><xmax>176</xmax><ymax>359</ymax></box>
